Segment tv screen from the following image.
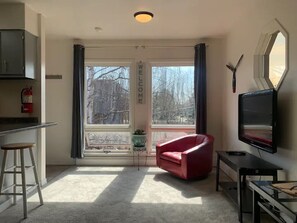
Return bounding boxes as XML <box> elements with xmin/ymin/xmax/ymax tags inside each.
<box><xmin>238</xmin><ymin>89</ymin><xmax>277</xmax><ymax>153</ymax></box>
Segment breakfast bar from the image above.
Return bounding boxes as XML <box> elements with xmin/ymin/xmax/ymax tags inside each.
<box><xmin>0</xmin><ymin>117</ymin><xmax>56</xmax><ymax>183</ymax></box>
<box><xmin>0</xmin><ymin>120</ymin><xmax>56</xmax><ymax>136</ymax></box>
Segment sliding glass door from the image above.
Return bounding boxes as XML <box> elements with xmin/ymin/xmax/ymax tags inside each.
<box><xmin>84</xmin><ymin>63</ymin><xmax>132</xmax><ymax>154</ymax></box>
<box><xmin>149</xmin><ymin>63</ymin><xmax>196</xmax><ymax>153</ymax></box>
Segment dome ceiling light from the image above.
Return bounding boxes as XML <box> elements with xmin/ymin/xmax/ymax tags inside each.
<box><xmin>134</xmin><ymin>11</ymin><xmax>154</xmax><ymax>23</ymax></box>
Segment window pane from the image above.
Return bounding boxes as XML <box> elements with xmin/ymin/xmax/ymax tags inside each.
<box><xmin>268</xmin><ymin>32</ymin><xmax>286</xmax><ymax>88</ymax></box>
<box><xmin>151</xmin><ymin>131</ymin><xmax>195</xmax><ymax>152</ymax></box>
<box><xmin>85</xmin><ymin>132</ymin><xmax>131</xmax><ymax>152</ymax></box>
<box><xmin>152</xmin><ymin>66</ymin><xmax>195</xmax><ymax>125</ymax></box>
<box><xmin>86</xmin><ymin>66</ymin><xmax>130</xmax><ymax>124</ymax></box>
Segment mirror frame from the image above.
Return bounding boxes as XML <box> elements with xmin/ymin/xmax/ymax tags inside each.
<box><xmin>254</xmin><ymin>19</ymin><xmax>289</xmax><ymax>90</ymax></box>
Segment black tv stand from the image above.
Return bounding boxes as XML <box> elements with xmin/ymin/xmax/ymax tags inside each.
<box><xmin>226</xmin><ymin>151</ymin><xmax>246</xmax><ymax>156</ymax></box>
<box><xmin>216</xmin><ymin>151</ymin><xmax>282</xmax><ymax>223</ymax></box>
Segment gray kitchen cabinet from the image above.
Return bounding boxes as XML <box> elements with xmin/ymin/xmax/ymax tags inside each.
<box><xmin>0</xmin><ymin>30</ymin><xmax>37</xmax><ymax>79</ymax></box>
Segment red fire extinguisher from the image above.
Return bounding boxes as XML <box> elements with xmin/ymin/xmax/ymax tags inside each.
<box><xmin>21</xmin><ymin>87</ymin><xmax>33</xmax><ymax>113</ymax></box>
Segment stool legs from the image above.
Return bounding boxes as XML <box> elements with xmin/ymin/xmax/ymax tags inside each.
<box><xmin>0</xmin><ymin>146</ymin><xmax>43</xmax><ymax>219</ymax></box>
<box><xmin>20</xmin><ymin>150</ymin><xmax>28</xmax><ymax>219</ymax></box>
<box><xmin>29</xmin><ymin>148</ymin><xmax>43</xmax><ymax>205</ymax></box>
<box><xmin>0</xmin><ymin>150</ymin><xmax>8</xmax><ymax>196</ymax></box>
<box><xmin>13</xmin><ymin>150</ymin><xmax>17</xmax><ymax>205</ymax></box>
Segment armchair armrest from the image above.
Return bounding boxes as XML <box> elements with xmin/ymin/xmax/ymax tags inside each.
<box><xmin>156</xmin><ymin>134</ymin><xmax>197</xmax><ymax>153</ymax></box>
<box><xmin>182</xmin><ymin>141</ymin><xmax>212</xmax><ymax>158</ymax></box>
<box><xmin>181</xmin><ymin>141</ymin><xmax>214</xmax><ymax>178</ymax></box>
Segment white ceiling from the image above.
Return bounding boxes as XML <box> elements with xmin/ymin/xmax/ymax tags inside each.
<box><xmin>0</xmin><ymin>0</ymin><xmax>257</xmax><ymax>40</ymax></box>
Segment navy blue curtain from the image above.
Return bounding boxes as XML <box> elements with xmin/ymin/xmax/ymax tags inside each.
<box><xmin>194</xmin><ymin>43</ymin><xmax>207</xmax><ymax>134</ymax></box>
<box><xmin>71</xmin><ymin>44</ymin><xmax>85</xmax><ymax>158</ymax></box>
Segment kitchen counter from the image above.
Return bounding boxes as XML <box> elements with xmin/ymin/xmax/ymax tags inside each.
<box><xmin>0</xmin><ymin>117</ymin><xmax>56</xmax><ymax>136</ymax></box>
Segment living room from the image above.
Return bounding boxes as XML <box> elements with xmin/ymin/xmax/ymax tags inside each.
<box><xmin>0</xmin><ymin>0</ymin><xmax>297</xmax><ymax>222</ymax></box>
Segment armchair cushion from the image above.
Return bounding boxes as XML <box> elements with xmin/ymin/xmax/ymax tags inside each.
<box><xmin>156</xmin><ymin>134</ymin><xmax>214</xmax><ymax>180</ymax></box>
<box><xmin>160</xmin><ymin>152</ymin><xmax>182</xmax><ymax>165</ymax></box>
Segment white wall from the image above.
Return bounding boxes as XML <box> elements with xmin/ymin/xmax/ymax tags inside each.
<box><xmin>0</xmin><ymin>3</ymin><xmax>24</xmax><ymax>29</ymax></box>
<box><xmin>0</xmin><ymin>3</ymin><xmax>38</xmax><ymax>36</ymax></box>
<box><xmin>45</xmin><ymin>39</ymin><xmax>75</xmax><ymax>165</ymax></box>
<box><xmin>206</xmin><ymin>39</ymin><xmax>224</xmax><ymax>152</ymax></box>
<box><xmin>222</xmin><ymin>0</ymin><xmax>297</xmax><ymax>180</ymax></box>
<box><xmin>46</xmin><ymin>38</ymin><xmax>224</xmax><ymax>165</ymax></box>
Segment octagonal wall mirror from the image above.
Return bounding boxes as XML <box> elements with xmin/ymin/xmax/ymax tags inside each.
<box><xmin>254</xmin><ymin>19</ymin><xmax>288</xmax><ymax>90</ymax></box>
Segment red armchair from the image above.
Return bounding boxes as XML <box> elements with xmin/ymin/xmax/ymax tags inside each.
<box><xmin>156</xmin><ymin>134</ymin><xmax>214</xmax><ymax>180</ymax></box>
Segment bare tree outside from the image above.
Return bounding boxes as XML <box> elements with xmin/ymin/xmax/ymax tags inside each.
<box><xmin>85</xmin><ymin>66</ymin><xmax>130</xmax><ymax>152</ymax></box>
<box><xmin>152</xmin><ymin>66</ymin><xmax>195</xmax><ymax>125</ymax></box>
<box><xmin>86</xmin><ymin>66</ymin><xmax>130</xmax><ymax>124</ymax></box>
<box><xmin>84</xmin><ymin>65</ymin><xmax>195</xmax><ymax>152</ymax></box>
<box><xmin>150</xmin><ymin>66</ymin><xmax>195</xmax><ymax>152</ymax></box>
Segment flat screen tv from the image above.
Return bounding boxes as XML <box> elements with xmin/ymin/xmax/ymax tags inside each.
<box><xmin>238</xmin><ymin>88</ymin><xmax>277</xmax><ymax>153</ymax></box>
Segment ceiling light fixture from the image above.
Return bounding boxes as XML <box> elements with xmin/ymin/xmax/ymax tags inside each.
<box><xmin>134</xmin><ymin>11</ymin><xmax>154</xmax><ymax>23</ymax></box>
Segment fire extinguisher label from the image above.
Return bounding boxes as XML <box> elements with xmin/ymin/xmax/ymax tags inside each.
<box><xmin>23</xmin><ymin>96</ymin><xmax>33</xmax><ymax>103</ymax></box>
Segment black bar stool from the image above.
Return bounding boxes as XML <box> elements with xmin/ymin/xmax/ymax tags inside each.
<box><xmin>0</xmin><ymin>143</ymin><xmax>43</xmax><ymax>218</ymax></box>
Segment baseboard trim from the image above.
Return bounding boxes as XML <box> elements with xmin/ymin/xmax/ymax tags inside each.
<box><xmin>41</xmin><ymin>178</ymin><xmax>47</xmax><ymax>186</ymax></box>
<box><xmin>76</xmin><ymin>155</ymin><xmax>156</xmax><ymax>166</ymax></box>
<box><xmin>0</xmin><ymin>198</ymin><xmax>14</xmax><ymax>213</ymax></box>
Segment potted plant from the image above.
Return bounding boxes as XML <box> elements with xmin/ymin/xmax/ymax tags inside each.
<box><xmin>132</xmin><ymin>129</ymin><xmax>146</xmax><ymax>147</ymax></box>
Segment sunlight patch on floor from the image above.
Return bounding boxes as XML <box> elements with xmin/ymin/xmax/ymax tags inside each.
<box><xmin>29</xmin><ymin>169</ymin><xmax>120</xmax><ymax>203</ymax></box>
<box><xmin>131</xmin><ymin>174</ymin><xmax>203</xmax><ymax>205</ymax></box>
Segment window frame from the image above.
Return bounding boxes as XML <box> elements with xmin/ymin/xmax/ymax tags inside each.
<box><xmin>83</xmin><ymin>60</ymin><xmax>134</xmax><ymax>155</ymax></box>
<box><xmin>147</xmin><ymin>60</ymin><xmax>196</xmax><ymax>153</ymax></box>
